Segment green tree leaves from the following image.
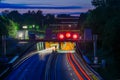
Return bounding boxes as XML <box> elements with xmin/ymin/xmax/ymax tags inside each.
<box><xmin>0</xmin><ymin>16</ymin><xmax>18</xmax><ymax>38</ymax></box>
<box><xmin>0</xmin><ymin>16</ymin><xmax>9</xmax><ymax>35</ymax></box>
<box><xmin>7</xmin><ymin>20</ymin><xmax>18</xmax><ymax>38</ymax></box>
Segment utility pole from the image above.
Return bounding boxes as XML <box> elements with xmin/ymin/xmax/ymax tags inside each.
<box><xmin>93</xmin><ymin>35</ymin><xmax>98</xmax><ymax>64</ymax></box>
<box><xmin>2</xmin><ymin>35</ymin><xmax>6</xmax><ymax>57</ymax></box>
<box><xmin>0</xmin><ymin>35</ymin><xmax>8</xmax><ymax>62</ymax></box>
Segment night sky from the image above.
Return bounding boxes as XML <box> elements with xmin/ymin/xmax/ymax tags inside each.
<box><xmin>0</xmin><ymin>0</ymin><xmax>94</xmax><ymax>15</ymax></box>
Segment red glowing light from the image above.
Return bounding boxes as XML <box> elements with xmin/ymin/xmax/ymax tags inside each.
<box><xmin>66</xmin><ymin>32</ymin><xmax>71</xmax><ymax>38</ymax></box>
<box><xmin>73</xmin><ymin>34</ymin><xmax>78</xmax><ymax>39</ymax></box>
<box><xmin>58</xmin><ymin>33</ymin><xmax>64</xmax><ymax>39</ymax></box>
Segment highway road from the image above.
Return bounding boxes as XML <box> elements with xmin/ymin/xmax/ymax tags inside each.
<box><xmin>4</xmin><ymin>48</ymin><xmax>102</xmax><ymax>80</ymax></box>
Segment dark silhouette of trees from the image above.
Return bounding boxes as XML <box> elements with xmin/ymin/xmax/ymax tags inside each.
<box><xmin>79</xmin><ymin>1</ymin><xmax>120</xmax><ymax>79</ymax></box>
<box><xmin>107</xmin><ymin>0</ymin><xmax>120</xmax><ymax>7</ymax></box>
<box><xmin>78</xmin><ymin>13</ymin><xmax>88</xmax><ymax>30</ymax></box>
<box><xmin>8</xmin><ymin>10</ymin><xmax>55</xmax><ymax>30</ymax></box>
<box><xmin>1</xmin><ymin>10</ymin><xmax>56</xmax><ymax>34</ymax></box>
<box><xmin>0</xmin><ymin>16</ymin><xmax>8</xmax><ymax>35</ymax></box>
<box><xmin>4</xmin><ymin>10</ymin><xmax>44</xmax><ymax>30</ymax></box>
<box><xmin>45</xmin><ymin>14</ymin><xmax>55</xmax><ymax>25</ymax></box>
<box><xmin>92</xmin><ymin>0</ymin><xmax>120</xmax><ymax>7</ymax></box>
<box><xmin>22</xmin><ymin>10</ymin><xmax>37</xmax><ymax>25</ymax></box>
<box><xmin>7</xmin><ymin>10</ymin><xmax>22</xmax><ymax>23</ymax></box>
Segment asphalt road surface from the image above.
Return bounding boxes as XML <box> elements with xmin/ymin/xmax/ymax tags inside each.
<box><xmin>5</xmin><ymin>48</ymin><xmax>102</xmax><ymax>80</ymax></box>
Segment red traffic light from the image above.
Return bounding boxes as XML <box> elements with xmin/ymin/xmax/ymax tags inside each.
<box><xmin>57</xmin><ymin>32</ymin><xmax>80</xmax><ymax>40</ymax></box>
<box><xmin>65</xmin><ymin>32</ymin><xmax>71</xmax><ymax>38</ymax></box>
<box><xmin>72</xmin><ymin>33</ymin><xmax>79</xmax><ymax>40</ymax></box>
<box><xmin>58</xmin><ymin>33</ymin><xmax>64</xmax><ymax>40</ymax></box>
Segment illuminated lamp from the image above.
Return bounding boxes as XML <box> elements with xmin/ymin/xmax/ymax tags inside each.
<box><xmin>72</xmin><ymin>33</ymin><xmax>79</xmax><ymax>39</ymax></box>
<box><xmin>58</xmin><ymin>33</ymin><xmax>64</xmax><ymax>40</ymax></box>
<box><xmin>65</xmin><ymin>32</ymin><xmax>71</xmax><ymax>38</ymax></box>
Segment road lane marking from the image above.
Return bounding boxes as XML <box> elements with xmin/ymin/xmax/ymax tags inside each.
<box><xmin>68</xmin><ymin>68</ymin><xmax>71</xmax><ymax>71</ymax></box>
<box><xmin>70</xmin><ymin>73</ymin><xmax>73</xmax><ymax>76</ymax></box>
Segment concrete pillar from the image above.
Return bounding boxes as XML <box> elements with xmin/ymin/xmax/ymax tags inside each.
<box><xmin>43</xmin><ymin>42</ymin><xmax>45</xmax><ymax>49</ymax></box>
<box><xmin>59</xmin><ymin>42</ymin><xmax>61</xmax><ymax>50</ymax></box>
<box><xmin>39</xmin><ymin>42</ymin><xmax>42</xmax><ymax>50</ymax></box>
<box><xmin>37</xmin><ymin>42</ymin><xmax>39</xmax><ymax>51</ymax></box>
<box><xmin>41</xmin><ymin>42</ymin><xmax>44</xmax><ymax>50</ymax></box>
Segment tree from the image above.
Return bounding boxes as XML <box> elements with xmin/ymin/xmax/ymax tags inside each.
<box><xmin>84</xmin><ymin>7</ymin><xmax>107</xmax><ymax>35</ymax></box>
<box><xmin>81</xmin><ymin>2</ymin><xmax>120</xmax><ymax>78</ymax></box>
<box><xmin>106</xmin><ymin>0</ymin><xmax>120</xmax><ymax>7</ymax></box>
<box><xmin>0</xmin><ymin>15</ymin><xmax>18</xmax><ymax>38</ymax></box>
<box><xmin>78</xmin><ymin>13</ymin><xmax>88</xmax><ymax>30</ymax></box>
<box><xmin>22</xmin><ymin>10</ymin><xmax>44</xmax><ymax>30</ymax></box>
<box><xmin>7</xmin><ymin>10</ymin><xmax>22</xmax><ymax>23</ymax></box>
<box><xmin>92</xmin><ymin>0</ymin><xmax>120</xmax><ymax>7</ymax></box>
<box><xmin>45</xmin><ymin>14</ymin><xmax>55</xmax><ymax>26</ymax></box>
<box><xmin>0</xmin><ymin>16</ymin><xmax>9</xmax><ymax>36</ymax></box>
<box><xmin>7</xmin><ymin>20</ymin><xmax>18</xmax><ymax>38</ymax></box>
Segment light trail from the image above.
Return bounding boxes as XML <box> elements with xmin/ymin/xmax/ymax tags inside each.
<box><xmin>67</xmin><ymin>53</ymin><xmax>84</xmax><ymax>80</ymax></box>
<box><xmin>70</xmin><ymin>53</ymin><xmax>91</xmax><ymax>80</ymax></box>
<box><xmin>67</xmin><ymin>53</ymin><xmax>91</xmax><ymax>80</ymax></box>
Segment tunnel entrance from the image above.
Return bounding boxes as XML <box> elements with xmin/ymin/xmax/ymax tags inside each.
<box><xmin>45</xmin><ymin>42</ymin><xmax>75</xmax><ymax>51</ymax></box>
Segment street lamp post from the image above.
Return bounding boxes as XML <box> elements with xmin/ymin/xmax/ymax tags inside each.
<box><xmin>93</xmin><ymin>35</ymin><xmax>98</xmax><ymax>64</ymax></box>
<box><xmin>22</xmin><ymin>26</ymin><xmax>28</xmax><ymax>39</ymax></box>
<box><xmin>2</xmin><ymin>35</ymin><xmax>6</xmax><ymax>57</ymax></box>
<box><xmin>0</xmin><ymin>35</ymin><xmax>8</xmax><ymax>63</ymax></box>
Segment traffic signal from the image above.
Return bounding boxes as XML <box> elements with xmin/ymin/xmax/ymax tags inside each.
<box><xmin>72</xmin><ymin>33</ymin><xmax>79</xmax><ymax>40</ymax></box>
<box><xmin>65</xmin><ymin>32</ymin><xmax>71</xmax><ymax>38</ymax></box>
<box><xmin>58</xmin><ymin>33</ymin><xmax>64</xmax><ymax>40</ymax></box>
<box><xmin>57</xmin><ymin>32</ymin><xmax>80</xmax><ymax>40</ymax></box>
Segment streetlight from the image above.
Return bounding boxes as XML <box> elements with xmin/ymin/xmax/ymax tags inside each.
<box><xmin>18</xmin><ymin>32</ymin><xmax>24</xmax><ymax>39</ymax></box>
<box><xmin>22</xmin><ymin>25</ymin><xmax>28</xmax><ymax>29</ymax></box>
<box><xmin>68</xmin><ymin>24</ymin><xmax>71</xmax><ymax>28</ymax></box>
<box><xmin>32</xmin><ymin>25</ymin><xmax>35</xmax><ymax>28</ymax></box>
<box><xmin>22</xmin><ymin>25</ymin><xmax>28</xmax><ymax>39</ymax></box>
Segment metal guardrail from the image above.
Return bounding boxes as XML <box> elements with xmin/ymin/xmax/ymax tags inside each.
<box><xmin>75</xmin><ymin>42</ymin><xmax>103</xmax><ymax>80</ymax></box>
<box><xmin>0</xmin><ymin>42</ymin><xmax>37</xmax><ymax>79</ymax></box>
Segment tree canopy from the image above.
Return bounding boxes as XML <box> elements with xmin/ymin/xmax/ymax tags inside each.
<box><xmin>78</xmin><ymin>2</ymin><xmax>120</xmax><ymax>78</ymax></box>
<box><xmin>0</xmin><ymin>16</ymin><xmax>18</xmax><ymax>38</ymax></box>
